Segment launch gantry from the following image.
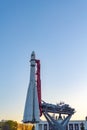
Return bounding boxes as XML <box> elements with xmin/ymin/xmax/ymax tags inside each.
<box><xmin>41</xmin><ymin>101</ymin><xmax>75</xmax><ymax>130</ymax></box>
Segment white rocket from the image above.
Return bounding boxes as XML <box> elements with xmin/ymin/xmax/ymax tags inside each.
<box><xmin>23</xmin><ymin>51</ymin><xmax>40</xmax><ymax>123</ymax></box>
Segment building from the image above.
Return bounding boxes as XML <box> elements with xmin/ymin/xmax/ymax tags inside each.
<box><xmin>35</xmin><ymin>119</ymin><xmax>87</xmax><ymax>130</ymax></box>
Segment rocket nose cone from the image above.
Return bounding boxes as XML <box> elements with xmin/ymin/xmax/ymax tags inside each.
<box><xmin>31</xmin><ymin>51</ymin><xmax>35</xmax><ymax>59</ymax></box>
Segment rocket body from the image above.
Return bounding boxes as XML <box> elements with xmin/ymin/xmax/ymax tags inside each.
<box><xmin>23</xmin><ymin>51</ymin><xmax>40</xmax><ymax>123</ymax></box>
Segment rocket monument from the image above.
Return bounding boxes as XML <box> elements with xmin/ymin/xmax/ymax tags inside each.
<box><xmin>23</xmin><ymin>51</ymin><xmax>75</xmax><ymax>130</ymax></box>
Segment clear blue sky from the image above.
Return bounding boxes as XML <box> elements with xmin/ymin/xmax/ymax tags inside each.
<box><xmin>0</xmin><ymin>0</ymin><xmax>87</xmax><ymax>122</ymax></box>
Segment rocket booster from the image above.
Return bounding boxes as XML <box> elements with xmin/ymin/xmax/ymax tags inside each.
<box><xmin>23</xmin><ymin>51</ymin><xmax>40</xmax><ymax>123</ymax></box>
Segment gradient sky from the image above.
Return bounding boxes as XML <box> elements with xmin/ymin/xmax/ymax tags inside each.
<box><xmin>0</xmin><ymin>0</ymin><xmax>87</xmax><ymax>122</ymax></box>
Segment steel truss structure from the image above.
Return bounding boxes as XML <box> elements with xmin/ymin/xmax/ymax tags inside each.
<box><xmin>41</xmin><ymin>101</ymin><xmax>75</xmax><ymax>130</ymax></box>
